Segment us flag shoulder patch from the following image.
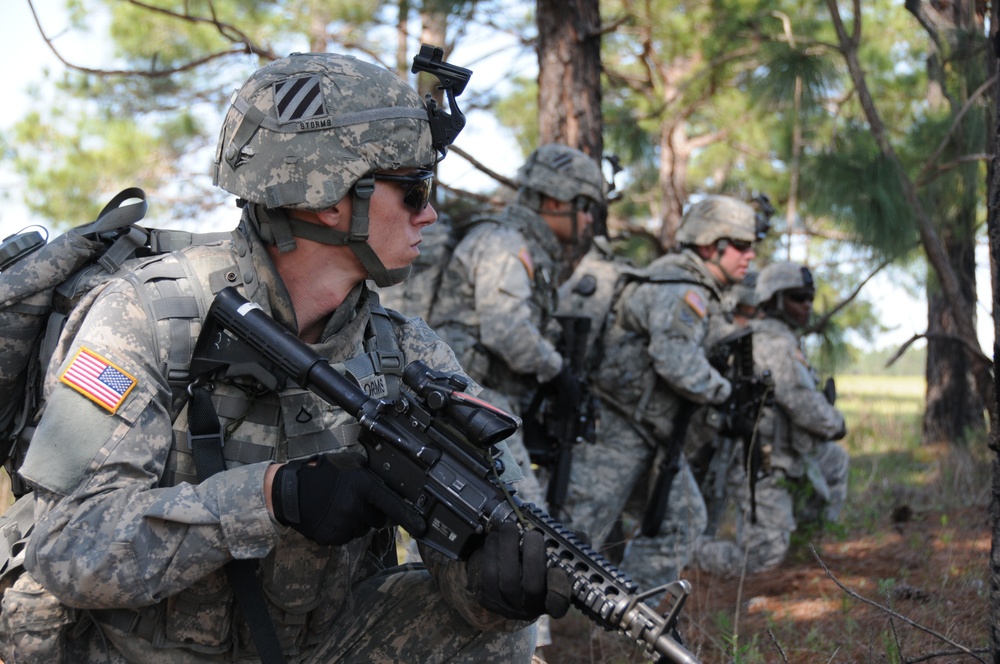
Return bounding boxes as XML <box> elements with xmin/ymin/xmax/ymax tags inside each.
<box><xmin>60</xmin><ymin>347</ymin><xmax>137</xmax><ymax>414</ymax></box>
<box><xmin>517</xmin><ymin>247</ymin><xmax>535</xmax><ymax>280</ymax></box>
<box><xmin>683</xmin><ymin>289</ymin><xmax>707</xmax><ymax>319</ymax></box>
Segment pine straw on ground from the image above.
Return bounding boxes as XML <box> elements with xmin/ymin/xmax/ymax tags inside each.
<box><xmin>544</xmin><ymin>500</ymin><xmax>990</xmax><ymax>664</ymax></box>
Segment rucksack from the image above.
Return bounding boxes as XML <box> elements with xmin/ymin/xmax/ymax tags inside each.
<box><xmin>0</xmin><ymin>188</ymin><xmax>229</xmax><ymax>497</ymax></box>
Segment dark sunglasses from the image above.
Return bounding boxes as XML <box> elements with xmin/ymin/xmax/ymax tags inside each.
<box><xmin>785</xmin><ymin>290</ymin><xmax>815</xmax><ymax>304</ymax></box>
<box><xmin>373</xmin><ymin>169</ymin><xmax>434</xmax><ymax>211</ymax></box>
<box><xmin>574</xmin><ymin>197</ymin><xmax>600</xmax><ymax>216</ymax></box>
<box><xmin>727</xmin><ymin>239</ymin><xmax>754</xmax><ymax>253</ymax></box>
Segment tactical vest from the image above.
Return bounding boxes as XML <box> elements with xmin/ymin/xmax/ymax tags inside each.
<box><xmin>14</xmin><ymin>231</ymin><xmax>406</xmax><ymax>658</ymax></box>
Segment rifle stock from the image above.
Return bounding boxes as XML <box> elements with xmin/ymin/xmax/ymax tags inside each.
<box><xmin>205</xmin><ymin>287</ymin><xmax>700</xmax><ymax>664</ymax></box>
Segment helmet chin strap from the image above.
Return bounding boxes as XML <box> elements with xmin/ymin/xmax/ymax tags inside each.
<box><xmin>708</xmin><ymin>240</ymin><xmax>739</xmax><ymax>285</ymax></box>
<box><xmin>248</xmin><ymin>175</ymin><xmax>410</xmax><ymax>288</ymax></box>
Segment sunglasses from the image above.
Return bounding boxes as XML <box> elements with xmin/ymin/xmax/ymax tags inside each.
<box><xmin>785</xmin><ymin>291</ymin><xmax>815</xmax><ymax>304</ymax></box>
<box><xmin>726</xmin><ymin>239</ymin><xmax>754</xmax><ymax>253</ymax></box>
<box><xmin>574</xmin><ymin>197</ymin><xmax>600</xmax><ymax>216</ymax></box>
<box><xmin>373</xmin><ymin>169</ymin><xmax>434</xmax><ymax>211</ymax></box>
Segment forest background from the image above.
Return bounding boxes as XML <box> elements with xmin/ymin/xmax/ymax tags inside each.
<box><xmin>0</xmin><ymin>0</ymin><xmax>998</xmax><ymax>662</ymax></box>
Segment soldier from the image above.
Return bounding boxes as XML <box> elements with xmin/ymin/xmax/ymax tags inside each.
<box><xmin>427</xmin><ymin>145</ymin><xmax>603</xmax><ymax>656</ymax></box>
<box><xmin>427</xmin><ymin>144</ymin><xmax>605</xmax><ymax>508</ymax></box>
<box><xmin>0</xmin><ymin>52</ymin><xmax>569</xmax><ymax>663</ymax></box>
<box><xmin>695</xmin><ymin>261</ymin><xmax>849</xmax><ymax>575</ymax></box>
<box><xmin>559</xmin><ymin>195</ymin><xmax>757</xmax><ymax>596</ymax></box>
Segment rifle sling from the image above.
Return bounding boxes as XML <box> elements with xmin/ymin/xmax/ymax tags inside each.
<box><xmin>188</xmin><ymin>384</ymin><xmax>288</xmax><ymax>664</ymax></box>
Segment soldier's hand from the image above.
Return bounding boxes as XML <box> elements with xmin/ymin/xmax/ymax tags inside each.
<box><xmin>271</xmin><ymin>456</ymin><xmax>426</xmax><ymax>546</ymax></box>
<box><xmin>466</xmin><ymin>521</ymin><xmax>571</xmax><ymax>621</ymax></box>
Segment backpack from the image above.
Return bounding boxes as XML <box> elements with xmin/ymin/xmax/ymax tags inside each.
<box><xmin>0</xmin><ymin>188</ymin><xmax>230</xmax><ymax>497</ymax></box>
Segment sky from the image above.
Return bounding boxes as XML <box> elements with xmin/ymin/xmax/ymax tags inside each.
<box><xmin>0</xmin><ymin>0</ymin><xmax>994</xmax><ymax>355</ymax></box>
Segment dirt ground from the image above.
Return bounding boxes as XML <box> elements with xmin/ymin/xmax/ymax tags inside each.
<box><xmin>543</xmin><ymin>502</ymin><xmax>991</xmax><ymax>664</ymax></box>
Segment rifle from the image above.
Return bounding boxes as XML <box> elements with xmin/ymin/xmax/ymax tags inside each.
<box><xmin>523</xmin><ymin>315</ymin><xmax>599</xmax><ymax>516</ymax></box>
<box><xmin>201</xmin><ymin>287</ymin><xmax>701</xmax><ymax>664</ymax></box>
<box><xmin>703</xmin><ymin>328</ymin><xmax>773</xmax><ymax>523</ymax></box>
<box><xmin>639</xmin><ymin>400</ymin><xmax>695</xmax><ymax>538</ymax></box>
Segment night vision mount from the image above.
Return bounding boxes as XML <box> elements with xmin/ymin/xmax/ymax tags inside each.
<box><xmin>411</xmin><ymin>44</ymin><xmax>472</xmax><ymax>157</ymax></box>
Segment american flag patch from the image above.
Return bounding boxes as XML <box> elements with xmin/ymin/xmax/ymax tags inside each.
<box><xmin>60</xmin><ymin>348</ymin><xmax>137</xmax><ymax>414</ymax></box>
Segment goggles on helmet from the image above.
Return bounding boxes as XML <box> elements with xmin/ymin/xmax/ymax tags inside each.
<box><xmin>374</xmin><ymin>169</ymin><xmax>434</xmax><ymax>211</ymax></box>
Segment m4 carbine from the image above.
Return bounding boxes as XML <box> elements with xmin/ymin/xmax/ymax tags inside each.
<box><xmin>203</xmin><ymin>287</ymin><xmax>700</xmax><ymax>664</ymax></box>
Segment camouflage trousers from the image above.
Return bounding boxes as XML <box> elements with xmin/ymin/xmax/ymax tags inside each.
<box><xmin>694</xmin><ymin>441</ymin><xmax>849</xmax><ymax>576</ymax></box>
<box><xmin>560</xmin><ymin>407</ymin><xmax>708</xmax><ymax>597</ymax></box>
<box><xmin>0</xmin><ymin>566</ymin><xmax>536</xmax><ymax>663</ymax></box>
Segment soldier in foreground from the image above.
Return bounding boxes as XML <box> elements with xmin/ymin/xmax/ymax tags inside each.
<box><xmin>559</xmin><ymin>196</ymin><xmax>758</xmax><ymax>595</ymax></box>
<box><xmin>695</xmin><ymin>261</ymin><xmax>849</xmax><ymax>575</ymax></box>
<box><xmin>0</xmin><ymin>51</ymin><xmax>567</xmax><ymax>663</ymax></box>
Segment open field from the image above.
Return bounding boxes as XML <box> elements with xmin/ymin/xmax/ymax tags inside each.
<box><xmin>545</xmin><ymin>374</ymin><xmax>993</xmax><ymax>663</ymax></box>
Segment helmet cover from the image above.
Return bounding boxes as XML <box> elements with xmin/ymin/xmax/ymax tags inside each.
<box><xmin>515</xmin><ymin>144</ymin><xmax>605</xmax><ymax>205</ymax></box>
<box><xmin>676</xmin><ymin>195</ymin><xmax>757</xmax><ymax>246</ymax></box>
<box><xmin>213</xmin><ymin>52</ymin><xmax>436</xmax><ymax>211</ymax></box>
<box><xmin>756</xmin><ymin>261</ymin><xmax>815</xmax><ymax>304</ymax></box>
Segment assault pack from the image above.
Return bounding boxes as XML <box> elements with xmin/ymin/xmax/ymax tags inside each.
<box><xmin>0</xmin><ymin>188</ymin><xmax>229</xmax><ymax>497</ymax></box>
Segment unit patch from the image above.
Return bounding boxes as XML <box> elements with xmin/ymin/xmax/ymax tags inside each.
<box><xmin>60</xmin><ymin>347</ymin><xmax>137</xmax><ymax>413</ymax></box>
<box><xmin>274</xmin><ymin>75</ymin><xmax>328</xmax><ymax>128</ymax></box>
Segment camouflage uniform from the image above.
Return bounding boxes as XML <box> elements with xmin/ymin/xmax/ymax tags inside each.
<box><xmin>561</xmin><ymin>248</ymin><xmax>733</xmax><ymax>592</ymax></box>
<box><xmin>0</xmin><ymin>52</ymin><xmax>539</xmax><ymax>663</ymax></box>
<box><xmin>428</xmin><ymin>202</ymin><xmax>564</xmax><ymax>510</ymax></box>
<box><xmin>0</xmin><ymin>220</ymin><xmax>535</xmax><ymax>663</ymax></box>
<box><xmin>695</xmin><ymin>268</ymin><xmax>849</xmax><ymax>576</ymax></box>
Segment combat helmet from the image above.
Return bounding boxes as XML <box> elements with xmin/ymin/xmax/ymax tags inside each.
<box><xmin>733</xmin><ymin>269</ymin><xmax>759</xmax><ymax>307</ymax></box>
<box><xmin>676</xmin><ymin>195</ymin><xmax>757</xmax><ymax>247</ymax></box>
<box><xmin>755</xmin><ymin>261</ymin><xmax>814</xmax><ymax>305</ymax></box>
<box><xmin>516</xmin><ymin>144</ymin><xmax>605</xmax><ymax>208</ymax></box>
<box><xmin>212</xmin><ymin>48</ymin><xmax>470</xmax><ymax>287</ymax></box>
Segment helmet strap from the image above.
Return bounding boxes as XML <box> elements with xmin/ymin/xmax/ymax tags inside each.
<box><xmin>250</xmin><ymin>176</ymin><xmax>411</xmax><ymax>287</ymax></box>
<box><xmin>345</xmin><ymin>176</ymin><xmax>410</xmax><ymax>288</ymax></box>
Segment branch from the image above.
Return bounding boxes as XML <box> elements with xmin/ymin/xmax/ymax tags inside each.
<box><xmin>916</xmin><ymin>75</ymin><xmax>998</xmax><ymax>186</ymax></box>
<box><xmin>811</xmin><ymin>545</ymin><xmax>987</xmax><ymax>663</ymax></box>
<box><xmin>27</xmin><ymin>0</ymin><xmax>278</xmax><ymax>78</ymax></box>
<box><xmin>885</xmin><ymin>332</ymin><xmax>993</xmax><ymax>370</ymax></box>
<box><xmin>805</xmin><ymin>256</ymin><xmax>893</xmax><ymax>335</ymax></box>
<box><xmin>447</xmin><ymin>144</ymin><xmax>519</xmax><ymax>190</ymax></box>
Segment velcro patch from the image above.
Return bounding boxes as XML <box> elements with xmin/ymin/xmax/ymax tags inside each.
<box><xmin>518</xmin><ymin>247</ymin><xmax>535</xmax><ymax>280</ymax></box>
<box><xmin>683</xmin><ymin>290</ymin><xmax>707</xmax><ymax>319</ymax></box>
<box><xmin>61</xmin><ymin>348</ymin><xmax>137</xmax><ymax>414</ymax></box>
<box><xmin>274</xmin><ymin>75</ymin><xmax>328</xmax><ymax>127</ymax></box>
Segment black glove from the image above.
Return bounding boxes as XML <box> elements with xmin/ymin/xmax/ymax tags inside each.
<box><xmin>547</xmin><ymin>365</ymin><xmax>583</xmax><ymax>412</ymax></box>
<box><xmin>466</xmin><ymin>521</ymin><xmax>572</xmax><ymax>621</ymax></box>
<box><xmin>271</xmin><ymin>456</ymin><xmax>425</xmax><ymax>546</ymax></box>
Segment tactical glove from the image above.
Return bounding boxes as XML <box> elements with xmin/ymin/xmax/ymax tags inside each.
<box><xmin>271</xmin><ymin>456</ymin><xmax>425</xmax><ymax>546</ymax></box>
<box><xmin>466</xmin><ymin>521</ymin><xmax>572</xmax><ymax>621</ymax></box>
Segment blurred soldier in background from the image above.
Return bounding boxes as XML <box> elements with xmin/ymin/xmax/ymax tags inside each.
<box><xmin>427</xmin><ymin>143</ymin><xmax>605</xmax><ymax>655</ymax></box>
<box><xmin>695</xmin><ymin>261</ymin><xmax>849</xmax><ymax>575</ymax></box>
<box><xmin>559</xmin><ymin>195</ymin><xmax>758</xmax><ymax>597</ymax></box>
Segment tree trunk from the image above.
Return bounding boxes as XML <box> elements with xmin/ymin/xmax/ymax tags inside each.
<box><xmin>924</xmin><ymin>226</ymin><xmax>985</xmax><ymax>442</ymax></box>
<box><xmin>982</xmin><ymin>0</ymin><xmax>999</xmax><ymax>657</ymax></box>
<box><xmin>536</xmin><ymin>0</ymin><xmax>603</xmax><ymax>157</ymax></box>
<box><xmin>536</xmin><ymin>0</ymin><xmax>604</xmax><ymax>244</ymax></box>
